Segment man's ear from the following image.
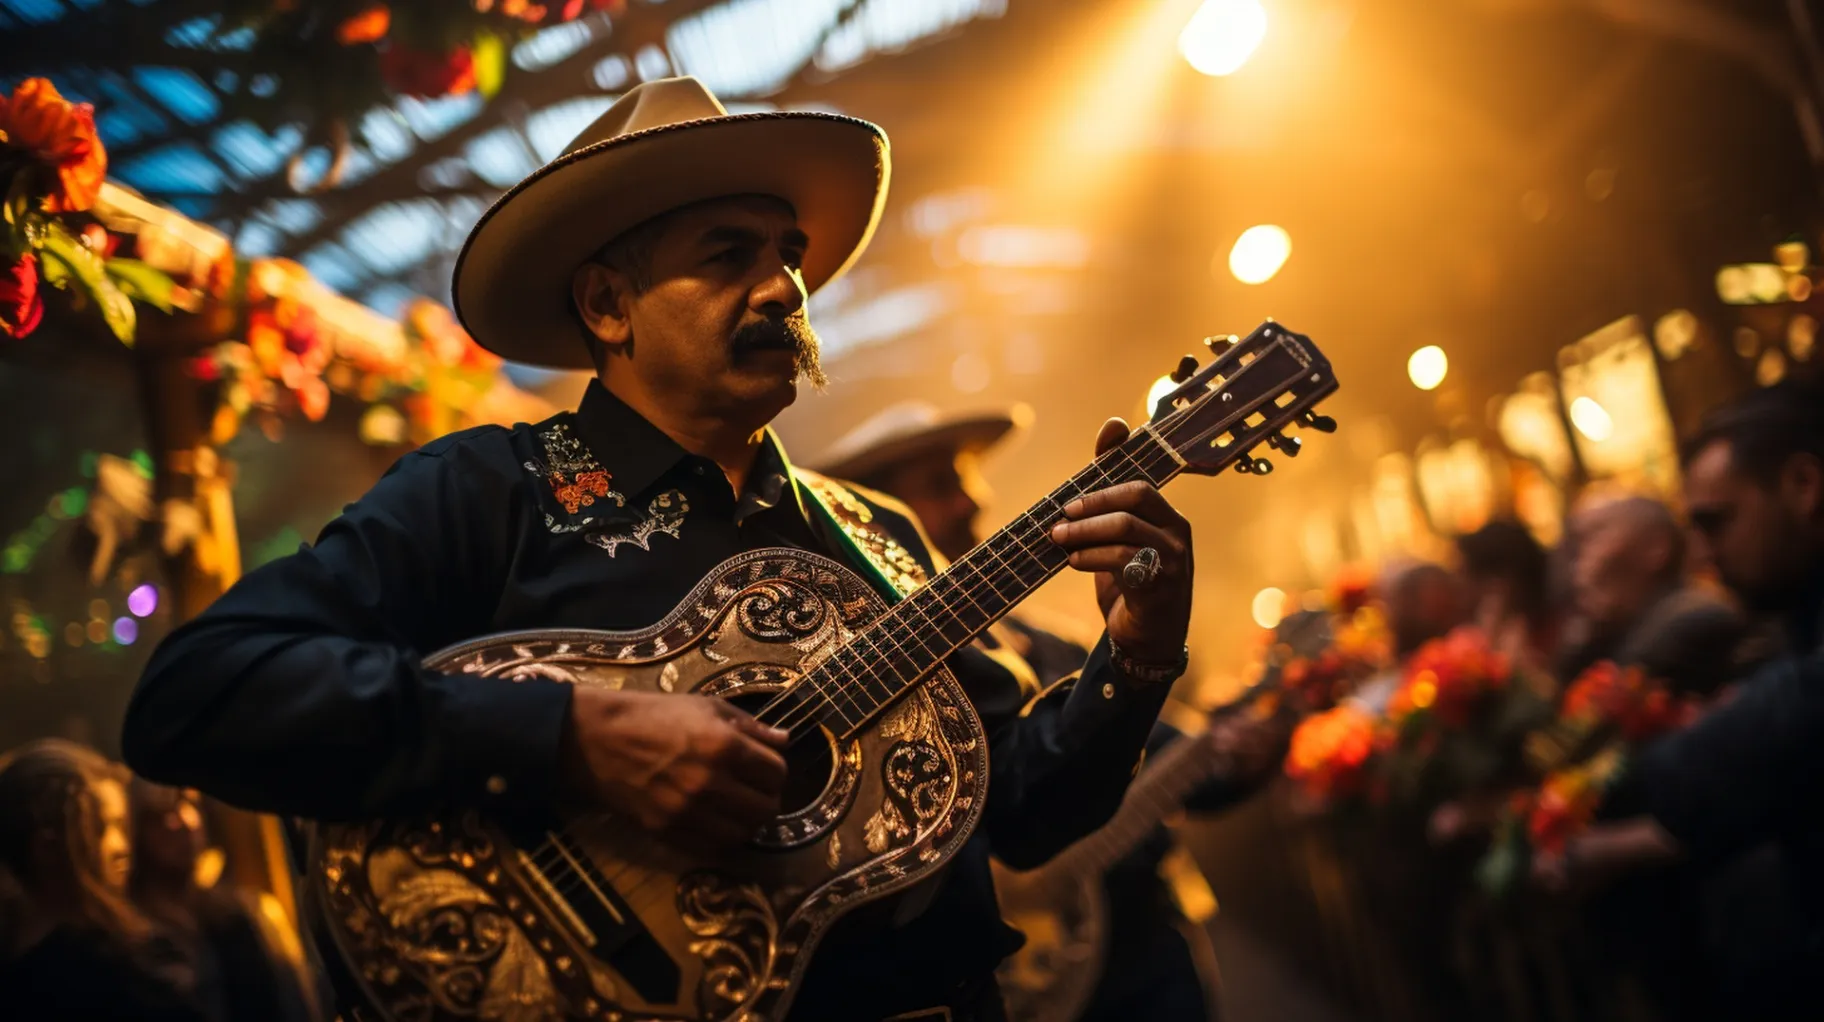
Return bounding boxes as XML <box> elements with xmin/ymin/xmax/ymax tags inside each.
<box><xmin>572</xmin><ymin>262</ymin><xmax>633</xmax><ymax>349</ymax></box>
<box><xmin>1782</xmin><ymin>452</ymin><xmax>1824</xmax><ymax>521</ymax></box>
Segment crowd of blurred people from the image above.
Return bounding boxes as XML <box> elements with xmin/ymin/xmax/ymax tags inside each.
<box><xmin>0</xmin><ymin>740</ymin><xmax>321</xmax><ymax>1021</ymax></box>
<box><xmin>1310</xmin><ymin>377</ymin><xmax>1824</xmax><ymax>1021</ymax></box>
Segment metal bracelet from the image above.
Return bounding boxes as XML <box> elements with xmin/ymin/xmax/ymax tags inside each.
<box><xmin>1107</xmin><ymin>637</ymin><xmax>1189</xmax><ymax>686</ymax></box>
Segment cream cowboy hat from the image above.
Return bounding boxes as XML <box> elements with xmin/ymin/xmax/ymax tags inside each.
<box><xmin>810</xmin><ymin>401</ymin><xmax>1033</xmax><ymax>482</ymax></box>
<box><xmin>452</xmin><ymin>76</ymin><xmax>890</xmax><ymax>369</ymax></box>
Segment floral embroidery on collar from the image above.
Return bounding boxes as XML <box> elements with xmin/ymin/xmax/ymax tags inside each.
<box><xmin>588</xmin><ymin>490</ymin><xmax>690</xmax><ymax>558</ymax></box>
<box><xmin>524</xmin><ymin>416</ymin><xmax>690</xmax><ymax>556</ymax></box>
<box><xmin>525</xmin><ymin>420</ymin><xmax>626</xmax><ymax>532</ymax></box>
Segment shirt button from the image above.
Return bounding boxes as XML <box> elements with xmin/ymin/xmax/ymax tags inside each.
<box><xmin>693</xmin><ymin>464</ymin><xmax>707</xmax><ymax>476</ymax></box>
<box><xmin>1102</xmin><ymin>682</ymin><xmax>1115</xmax><ymax>699</ymax></box>
<box><xmin>486</xmin><ymin>775</ymin><xmax>508</xmax><ymax>795</ymax></box>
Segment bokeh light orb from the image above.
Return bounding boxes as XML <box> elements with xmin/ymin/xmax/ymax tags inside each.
<box><xmin>1251</xmin><ymin>587</ymin><xmax>1286</xmax><ymax>630</ymax></box>
<box><xmin>1407</xmin><ymin>345</ymin><xmax>1449</xmax><ymax>391</ymax></box>
<box><xmin>1179</xmin><ymin>0</ymin><xmax>1269</xmax><ymax>77</ymax></box>
<box><xmin>1227</xmin><ymin>225</ymin><xmax>1292</xmax><ymax>284</ymax></box>
<box><xmin>1569</xmin><ymin>396</ymin><xmax>1614</xmax><ymax>442</ymax></box>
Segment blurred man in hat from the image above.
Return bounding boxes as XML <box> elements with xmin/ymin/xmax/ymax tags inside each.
<box><xmin>814</xmin><ymin>402</ymin><xmax>1291</xmax><ymax>1022</ymax></box>
<box><xmin>126</xmin><ymin>78</ymin><xmax>1199</xmax><ymax>1021</ymax></box>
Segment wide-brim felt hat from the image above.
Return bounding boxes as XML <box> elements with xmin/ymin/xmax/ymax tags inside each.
<box><xmin>453</xmin><ymin>76</ymin><xmax>890</xmax><ymax>369</ymax></box>
<box><xmin>809</xmin><ymin>401</ymin><xmax>1033</xmax><ymax>482</ymax></box>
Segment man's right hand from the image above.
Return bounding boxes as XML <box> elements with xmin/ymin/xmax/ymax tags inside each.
<box><xmin>559</xmin><ymin>687</ymin><xmax>788</xmax><ymax>847</ymax></box>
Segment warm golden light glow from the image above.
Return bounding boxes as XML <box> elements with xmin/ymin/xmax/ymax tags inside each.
<box><xmin>1146</xmin><ymin>373</ymin><xmax>1181</xmax><ymax>416</ymax></box>
<box><xmin>1227</xmin><ymin>224</ymin><xmax>1291</xmax><ymax>284</ymax></box>
<box><xmin>1569</xmin><ymin>396</ymin><xmax>1614</xmax><ymax>442</ymax></box>
<box><xmin>1251</xmin><ymin>586</ymin><xmax>1286</xmax><ymax>630</ymax></box>
<box><xmin>1179</xmin><ymin>0</ymin><xmax>1268</xmax><ymax>77</ymax></box>
<box><xmin>1407</xmin><ymin>345</ymin><xmax>1448</xmax><ymax>390</ymax></box>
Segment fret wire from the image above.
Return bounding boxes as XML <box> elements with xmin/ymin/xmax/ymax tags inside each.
<box><xmin>807</xmin><ymin>430</ymin><xmax>1190</xmax><ymax>737</ymax></box>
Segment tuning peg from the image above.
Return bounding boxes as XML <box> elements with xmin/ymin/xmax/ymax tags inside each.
<box><xmin>1297</xmin><ymin>410</ymin><xmax>1338</xmax><ymax>433</ymax></box>
<box><xmin>1266</xmin><ymin>432</ymin><xmax>1302</xmax><ymax>457</ymax></box>
<box><xmin>1235</xmin><ymin>456</ymin><xmax>1274</xmax><ymax>475</ymax></box>
<box><xmin>1204</xmin><ymin>335</ymin><xmax>1237</xmax><ymax>355</ymax></box>
<box><xmin>1169</xmin><ymin>355</ymin><xmax>1199</xmax><ymax>384</ymax></box>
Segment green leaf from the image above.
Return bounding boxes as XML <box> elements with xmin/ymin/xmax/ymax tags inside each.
<box><xmin>39</xmin><ymin>223</ymin><xmax>137</xmax><ymax>344</ymax></box>
<box><xmin>105</xmin><ymin>258</ymin><xmax>179</xmax><ymax>312</ymax></box>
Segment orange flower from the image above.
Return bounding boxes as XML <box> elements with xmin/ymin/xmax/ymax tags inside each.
<box><xmin>0</xmin><ymin>78</ymin><xmax>107</xmax><ymax>213</ymax></box>
<box><xmin>1285</xmin><ymin>704</ymin><xmax>1380</xmax><ymax>800</ymax></box>
<box><xmin>337</xmin><ymin>5</ymin><xmax>391</xmax><ymax>45</ymax></box>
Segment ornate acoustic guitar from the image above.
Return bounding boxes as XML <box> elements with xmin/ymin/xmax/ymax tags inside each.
<box><xmin>307</xmin><ymin>321</ymin><xmax>1339</xmax><ymax>1022</ymax></box>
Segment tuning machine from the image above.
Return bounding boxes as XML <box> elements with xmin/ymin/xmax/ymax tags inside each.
<box><xmin>1266</xmin><ymin>432</ymin><xmax>1301</xmax><ymax>457</ymax></box>
<box><xmin>1204</xmin><ymin>335</ymin><xmax>1238</xmax><ymax>356</ymax></box>
<box><xmin>1235</xmin><ymin>456</ymin><xmax>1273</xmax><ymax>475</ymax></box>
<box><xmin>1168</xmin><ymin>354</ymin><xmax>1199</xmax><ymax>384</ymax></box>
<box><xmin>1296</xmin><ymin>410</ymin><xmax>1337</xmax><ymax>433</ymax></box>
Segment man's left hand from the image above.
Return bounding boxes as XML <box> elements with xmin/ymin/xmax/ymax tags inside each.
<box><xmin>1049</xmin><ymin>417</ymin><xmax>1194</xmax><ymax>664</ymax></box>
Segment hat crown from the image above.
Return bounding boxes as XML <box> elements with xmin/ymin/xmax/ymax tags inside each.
<box><xmin>562</xmin><ymin>77</ymin><xmax>730</xmax><ymax>157</ymax></box>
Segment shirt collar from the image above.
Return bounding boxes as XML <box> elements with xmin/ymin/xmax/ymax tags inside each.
<box><xmin>571</xmin><ymin>379</ymin><xmax>808</xmax><ymax>524</ymax></box>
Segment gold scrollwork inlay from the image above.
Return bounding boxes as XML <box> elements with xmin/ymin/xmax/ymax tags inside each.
<box><xmin>677</xmin><ymin>872</ymin><xmax>779</xmax><ymax>1015</ymax></box>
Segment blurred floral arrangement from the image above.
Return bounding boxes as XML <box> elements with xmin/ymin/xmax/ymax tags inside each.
<box><xmin>1475</xmin><ymin>661</ymin><xmax>1698</xmax><ymax>894</ymax></box>
<box><xmin>4</xmin><ymin>75</ymin><xmax>540</xmax><ymax>452</ymax></box>
<box><xmin>0</xmin><ymin>79</ymin><xmax>177</xmax><ymax>344</ymax></box>
<box><xmin>203</xmin><ymin>0</ymin><xmax>625</xmax><ymax>187</ymax></box>
<box><xmin>1283</xmin><ymin>625</ymin><xmax>1554</xmax><ymax>814</ymax></box>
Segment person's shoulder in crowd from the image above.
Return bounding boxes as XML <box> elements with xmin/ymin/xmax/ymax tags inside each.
<box><xmin>1621</xmin><ymin>586</ymin><xmax>1748</xmax><ymax>697</ymax></box>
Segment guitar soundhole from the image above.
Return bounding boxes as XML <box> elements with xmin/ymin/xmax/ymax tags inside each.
<box><xmin>727</xmin><ymin>693</ymin><xmax>835</xmax><ymax>817</ymax></box>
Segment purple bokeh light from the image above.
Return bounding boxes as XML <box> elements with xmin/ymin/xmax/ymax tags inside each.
<box><xmin>112</xmin><ymin>617</ymin><xmax>138</xmax><ymax>645</ymax></box>
<box><xmin>127</xmin><ymin>583</ymin><xmax>159</xmax><ymax>618</ymax></box>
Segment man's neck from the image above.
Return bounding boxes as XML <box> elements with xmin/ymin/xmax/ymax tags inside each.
<box><xmin>597</xmin><ymin>376</ymin><xmax>770</xmax><ymax>496</ymax></box>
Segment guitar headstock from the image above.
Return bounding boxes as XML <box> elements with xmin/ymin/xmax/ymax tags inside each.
<box><xmin>1147</xmin><ymin>320</ymin><xmax>1339</xmax><ymax>476</ymax></box>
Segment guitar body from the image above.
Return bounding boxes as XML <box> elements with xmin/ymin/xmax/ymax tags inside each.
<box><xmin>991</xmin><ymin>861</ymin><xmax>1107</xmax><ymax>1022</ymax></box>
<box><xmin>307</xmin><ymin>549</ymin><xmax>989</xmax><ymax>1022</ymax></box>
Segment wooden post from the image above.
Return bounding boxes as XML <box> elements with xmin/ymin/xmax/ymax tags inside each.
<box><xmin>134</xmin><ymin>302</ymin><xmax>297</xmax><ymax>927</ymax></box>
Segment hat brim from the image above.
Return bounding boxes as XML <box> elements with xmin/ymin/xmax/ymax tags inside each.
<box><xmin>813</xmin><ymin>412</ymin><xmax>1022</xmax><ymax>482</ymax></box>
<box><xmin>453</xmin><ymin>112</ymin><xmax>889</xmax><ymax>369</ymax></box>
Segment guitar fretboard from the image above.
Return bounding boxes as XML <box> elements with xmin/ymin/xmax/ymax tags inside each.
<box><xmin>759</xmin><ymin>426</ymin><xmax>1181</xmax><ymax>739</ymax></box>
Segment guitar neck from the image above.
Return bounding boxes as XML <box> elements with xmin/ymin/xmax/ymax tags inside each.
<box><xmin>774</xmin><ymin>425</ymin><xmax>1186</xmax><ymax>739</ymax></box>
<box><xmin>1052</xmin><ymin>729</ymin><xmax>1227</xmax><ymax>876</ymax></box>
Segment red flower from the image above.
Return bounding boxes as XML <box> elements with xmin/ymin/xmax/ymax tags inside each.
<box><xmin>0</xmin><ymin>78</ymin><xmax>108</xmax><ymax>213</ymax></box>
<box><xmin>0</xmin><ymin>254</ymin><xmax>44</xmax><ymax>339</ymax></box>
<box><xmin>379</xmin><ymin>45</ymin><xmax>478</xmax><ymax>98</ymax></box>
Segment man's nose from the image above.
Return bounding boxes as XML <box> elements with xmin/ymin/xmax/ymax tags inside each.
<box><xmin>750</xmin><ymin>258</ymin><xmax>806</xmax><ymax>318</ymax></box>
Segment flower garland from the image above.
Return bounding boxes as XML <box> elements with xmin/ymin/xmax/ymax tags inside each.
<box><xmin>201</xmin><ymin>0</ymin><xmax>627</xmax><ymax>150</ymax></box>
<box><xmin>1</xmin><ymin>79</ymin><xmax>178</xmax><ymax>343</ymax></box>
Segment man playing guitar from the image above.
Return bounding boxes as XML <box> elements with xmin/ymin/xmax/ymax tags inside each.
<box><xmin>123</xmin><ymin>77</ymin><xmax>1196</xmax><ymax>1021</ymax></box>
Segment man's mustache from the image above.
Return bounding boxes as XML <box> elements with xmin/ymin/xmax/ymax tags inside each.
<box><xmin>731</xmin><ymin>316</ymin><xmax>815</xmax><ymax>353</ymax></box>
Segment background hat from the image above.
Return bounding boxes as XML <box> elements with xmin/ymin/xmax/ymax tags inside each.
<box><xmin>453</xmin><ymin>77</ymin><xmax>889</xmax><ymax>369</ymax></box>
<box><xmin>809</xmin><ymin>401</ymin><xmax>1033</xmax><ymax>482</ymax></box>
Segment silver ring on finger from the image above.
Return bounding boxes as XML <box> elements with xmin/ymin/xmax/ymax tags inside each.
<box><xmin>1121</xmin><ymin>546</ymin><xmax>1162</xmax><ymax>590</ymax></box>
